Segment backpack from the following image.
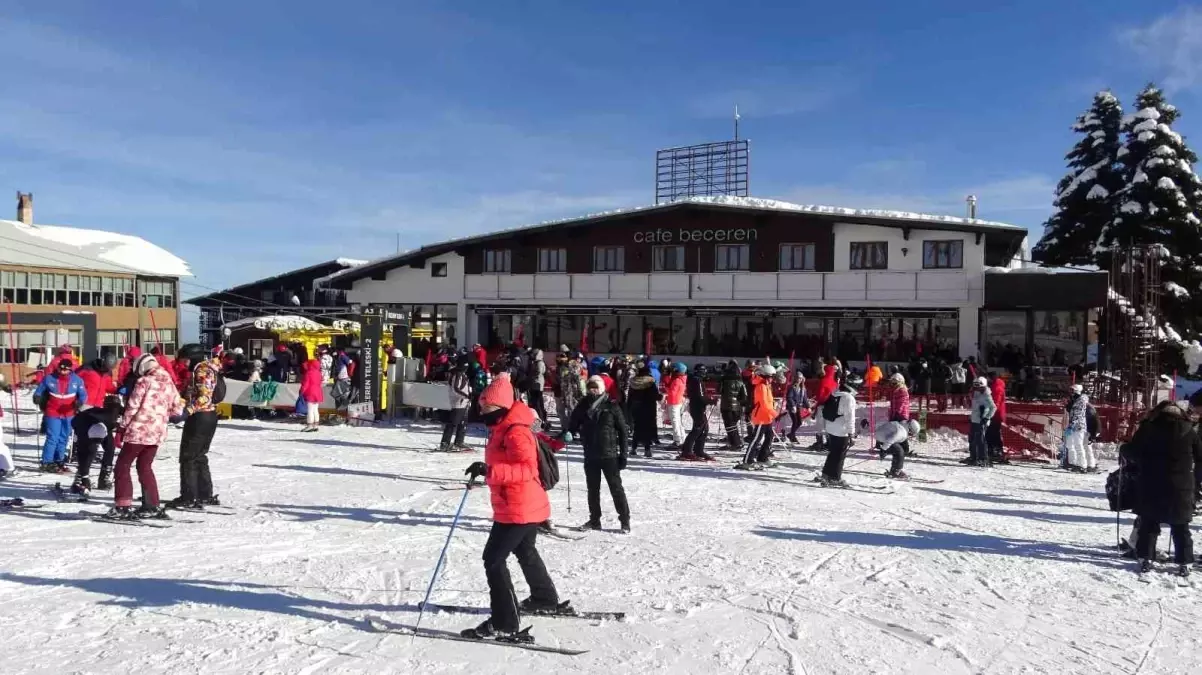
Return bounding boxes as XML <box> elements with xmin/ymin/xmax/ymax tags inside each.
<box><xmin>822</xmin><ymin>393</ymin><xmax>843</xmax><ymax>423</ymax></box>
<box><xmin>1085</xmin><ymin>404</ymin><xmax>1099</xmax><ymax>440</ymax></box>
<box><xmin>212</xmin><ymin>373</ymin><xmax>228</xmax><ymax>404</ymax></box>
<box><xmin>1105</xmin><ymin>466</ymin><xmax>1136</xmax><ymax>512</ymax></box>
<box><xmin>535</xmin><ymin>435</ymin><xmax>559</xmax><ymax>490</ymax></box>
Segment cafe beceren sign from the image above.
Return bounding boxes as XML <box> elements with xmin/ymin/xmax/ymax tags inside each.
<box><xmin>633</xmin><ymin>227</ymin><xmax>758</xmax><ymax>244</ymax></box>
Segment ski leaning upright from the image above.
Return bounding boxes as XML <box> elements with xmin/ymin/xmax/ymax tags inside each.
<box><xmin>365</xmin><ymin>616</ymin><xmax>588</xmax><ymax>656</ymax></box>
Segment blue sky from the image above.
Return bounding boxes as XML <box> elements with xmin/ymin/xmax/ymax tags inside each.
<box><xmin>2</xmin><ymin>1</ymin><xmax>1201</xmax><ymax>337</ymax></box>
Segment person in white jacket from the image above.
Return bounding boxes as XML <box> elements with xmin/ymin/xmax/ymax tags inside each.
<box><xmin>968</xmin><ymin>377</ymin><xmax>997</xmax><ymax>466</ymax></box>
<box><xmin>818</xmin><ymin>383</ymin><xmax>857</xmax><ymax>487</ymax></box>
<box><xmin>0</xmin><ymin>373</ymin><xmax>15</xmax><ymax>478</ymax></box>
<box><xmin>876</xmin><ymin>418</ymin><xmax>921</xmax><ymax>480</ymax></box>
<box><xmin>1064</xmin><ymin>384</ymin><xmax>1095</xmax><ymax>472</ymax></box>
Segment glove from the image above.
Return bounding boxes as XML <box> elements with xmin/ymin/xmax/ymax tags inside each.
<box><xmin>464</xmin><ymin>461</ymin><xmax>488</xmax><ymax>480</ymax></box>
<box><xmin>618</xmin><ymin>454</ymin><xmax>627</xmax><ymax>470</ymax></box>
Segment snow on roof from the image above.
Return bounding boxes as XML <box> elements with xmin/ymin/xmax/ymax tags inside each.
<box><xmin>0</xmin><ymin>219</ymin><xmax>191</xmax><ymax>277</ymax></box>
<box><xmin>223</xmin><ymin>314</ymin><xmax>331</xmax><ymax>332</ymax></box>
<box><xmin>985</xmin><ymin>265</ymin><xmax>1100</xmax><ymax>275</ymax></box>
<box><xmin>335</xmin><ymin>258</ymin><xmax>367</xmax><ymax>267</ymax></box>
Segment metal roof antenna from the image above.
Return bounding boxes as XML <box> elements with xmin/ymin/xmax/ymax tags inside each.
<box><xmin>966</xmin><ymin>195</ymin><xmax>978</xmax><ymax>219</ymax></box>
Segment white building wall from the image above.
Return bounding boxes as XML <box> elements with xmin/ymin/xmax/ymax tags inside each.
<box><xmin>831</xmin><ymin>223</ymin><xmax>986</xmax><ymax>275</ymax></box>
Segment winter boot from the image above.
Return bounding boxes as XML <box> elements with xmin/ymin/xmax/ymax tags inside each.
<box><xmin>165</xmin><ymin>497</ymin><xmax>203</xmax><ymax>510</ymax></box>
<box><xmin>577</xmin><ymin>519</ymin><xmax>601</xmax><ymax>531</ymax></box>
<box><xmin>97</xmin><ymin>471</ymin><xmax>112</xmax><ymax>491</ymax></box>
<box><xmin>40</xmin><ymin>463</ymin><xmax>59</xmax><ymax>473</ymax></box>
<box><xmin>643</xmin><ymin>449</ymin><xmax>652</xmax><ymax>458</ymax></box>
<box><xmin>1138</xmin><ymin>559</ymin><xmax>1154</xmax><ymax>575</ymax></box>
<box><xmin>620</xmin><ymin>518</ymin><xmax>631</xmax><ymax>534</ymax></box>
<box><xmin>1177</xmin><ymin>564</ymin><xmax>1191</xmax><ymax>579</ymax></box>
<box><xmin>437</xmin><ymin>443</ymin><xmax>450</xmax><ymax>452</ymax></box>
<box><xmin>70</xmin><ymin>476</ymin><xmax>92</xmax><ymax>495</ymax></box>
<box><xmin>884</xmin><ymin>470</ymin><xmax>909</xmax><ymax>481</ymax></box>
<box><xmin>787</xmin><ymin>434</ymin><xmax>799</xmax><ymax>445</ymax></box>
<box><xmin>101</xmin><ymin>506</ymin><xmax>137</xmax><ymax>520</ymax></box>
<box><xmin>460</xmin><ymin>620</ymin><xmax>530</xmax><ymax>642</ymax></box>
<box><xmin>202</xmin><ymin>495</ymin><xmax>221</xmax><ymax>506</ymax></box>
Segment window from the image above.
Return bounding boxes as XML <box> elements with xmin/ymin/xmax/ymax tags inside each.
<box><xmin>484</xmin><ymin>249</ymin><xmax>511</xmax><ymax>274</ymax></box>
<box><xmin>142</xmin><ymin>329</ymin><xmax>176</xmax><ymax>356</ymax></box>
<box><xmin>715</xmin><ymin>244</ymin><xmax>749</xmax><ymax>271</ymax></box>
<box><xmin>849</xmin><ymin>242</ymin><xmax>888</xmax><ymax>270</ymax></box>
<box><xmin>779</xmin><ymin>243</ymin><xmax>816</xmax><ymax>271</ymax></box>
<box><xmin>593</xmin><ymin>246</ymin><xmax>625</xmax><ymax>272</ymax></box>
<box><xmin>431</xmin><ymin>262</ymin><xmax>448</xmax><ymax>277</ymax></box>
<box><xmin>538</xmin><ymin>248</ymin><xmax>567</xmax><ymax>273</ymax></box>
<box><xmin>923</xmin><ymin>240</ymin><xmax>964</xmax><ymax>269</ymax></box>
<box><xmin>653</xmin><ymin>245</ymin><xmax>686</xmax><ymax>272</ymax></box>
<box><xmin>140</xmin><ymin>280</ymin><xmax>176</xmax><ymax>308</ymax></box>
<box><xmin>248</xmin><ymin>339</ymin><xmax>274</xmax><ymax>360</ymax></box>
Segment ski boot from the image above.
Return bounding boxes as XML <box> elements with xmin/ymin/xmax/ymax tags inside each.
<box><xmin>817</xmin><ymin>475</ymin><xmax>848</xmax><ymax>488</ymax></box>
<box><xmin>165</xmin><ymin>496</ymin><xmax>204</xmax><ymax>510</ymax></box>
<box><xmin>101</xmin><ymin>506</ymin><xmax>137</xmax><ymax>520</ymax></box>
<box><xmin>675</xmin><ymin>453</ymin><xmax>697</xmax><ymax>461</ymax></box>
<box><xmin>136</xmin><ymin>505</ymin><xmax>171</xmax><ymax>520</ymax></box>
<box><xmin>1177</xmin><ymin>564</ymin><xmax>1191</xmax><ymax>579</ymax></box>
<box><xmin>202</xmin><ymin>495</ymin><xmax>221</xmax><ymax>507</ymax></box>
<box><xmin>884</xmin><ymin>469</ymin><xmax>909</xmax><ymax>481</ymax></box>
<box><xmin>56</xmin><ymin>462</ymin><xmax>72</xmax><ymax>474</ymax></box>
<box><xmin>39</xmin><ymin>463</ymin><xmax>59</xmax><ymax>473</ymax></box>
<box><xmin>643</xmin><ymin>449</ymin><xmax>652</xmax><ymax>458</ymax></box>
<box><xmin>620</xmin><ymin>519</ymin><xmax>631</xmax><ymax>534</ymax></box>
<box><xmin>733</xmin><ymin>462</ymin><xmax>755</xmax><ymax>471</ymax></box>
<box><xmin>453</xmin><ymin>443</ymin><xmax>474</xmax><ymax>452</ymax></box>
<box><xmin>97</xmin><ymin>471</ymin><xmax>112</xmax><ymax>491</ymax></box>
<box><xmin>576</xmin><ymin>519</ymin><xmax>601</xmax><ymax>531</ymax></box>
<box><xmin>787</xmin><ymin>434</ymin><xmax>799</xmax><ymax>445</ymax></box>
<box><xmin>519</xmin><ymin>597</ymin><xmax>566</xmax><ymax>614</ymax></box>
<box><xmin>460</xmin><ymin>620</ymin><xmax>531</xmax><ymax>642</ymax></box>
<box><xmin>1138</xmin><ymin>559</ymin><xmax>1154</xmax><ymax>576</ymax></box>
<box><xmin>70</xmin><ymin>476</ymin><xmax>92</xmax><ymax>496</ymax></box>
<box><xmin>436</xmin><ymin>443</ymin><xmax>451</xmax><ymax>452</ymax></box>
<box><xmin>0</xmin><ymin>468</ymin><xmax>19</xmax><ymax>480</ymax></box>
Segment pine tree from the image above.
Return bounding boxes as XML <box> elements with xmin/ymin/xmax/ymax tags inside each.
<box><xmin>1107</xmin><ymin>84</ymin><xmax>1202</xmax><ymax>335</ymax></box>
<box><xmin>1032</xmin><ymin>91</ymin><xmax>1124</xmax><ymax>266</ymax></box>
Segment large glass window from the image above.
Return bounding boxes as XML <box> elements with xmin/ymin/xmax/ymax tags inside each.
<box><xmin>558</xmin><ymin>316</ymin><xmax>583</xmax><ymax>352</ymax></box>
<box><xmin>779</xmin><ymin>243</ymin><xmax>816</xmax><ymax>271</ymax></box>
<box><xmin>923</xmin><ymin>240</ymin><xmax>964</xmax><ymax>269</ymax></box>
<box><xmin>715</xmin><ymin>244</ymin><xmax>750</xmax><ymax>271</ymax></box>
<box><xmin>984</xmin><ymin>311</ymin><xmax>1028</xmax><ymax>370</ymax></box>
<box><xmin>836</xmin><ymin>319</ymin><xmax>868</xmax><ymax>362</ymax></box>
<box><xmin>590</xmin><ymin>315</ymin><xmax>620</xmax><ymax>353</ymax></box>
<box><xmin>932</xmin><ymin>317</ymin><xmax>960</xmax><ymax>361</ymax></box>
<box><xmin>709</xmin><ymin>316</ymin><xmax>737</xmax><ymax>355</ymax></box>
<box><xmin>672</xmin><ymin>317</ymin><xmax>699</xmax><ymax>356</ymax></box>
<box><xmin>849</xmin><ymin>242</ymin><xmax>888</xmax><ymax>270</ymax></box>
<box><xmin>653</xmin><ymin>245</ymin><xmax>686</xmax><ymax>272</ymax></box>
<box><xmin>1033</xmin><ymin>310</ymin><xmax>1084</xmax><ymax>369</ymax></box>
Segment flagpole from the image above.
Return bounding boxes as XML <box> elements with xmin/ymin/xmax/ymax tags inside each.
<box><xmin>734</xmin><ymin>105</ymin><xmax>740</xmax><ymax>141</ymax></box>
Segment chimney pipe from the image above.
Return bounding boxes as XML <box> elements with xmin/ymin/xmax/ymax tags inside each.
<box><xmin>16</xmin><ymin>191</ymin><xmax>33</xmax><ymax>225</ymax></box>
<box><xmin>966</xmin><ymin>194</ymin><xmax>978</xmax><ymax>219</ymax></box>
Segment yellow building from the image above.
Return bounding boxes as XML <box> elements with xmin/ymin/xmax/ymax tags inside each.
<box><xmin>0</xmin><ymin>192</ymin><xmax>190</xmax><ymax>376</ymax></box>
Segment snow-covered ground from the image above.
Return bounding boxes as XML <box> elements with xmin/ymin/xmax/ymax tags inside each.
<box><xmin>2</xmin><ymin>398</ymin><xmax>1200</xmax><ymax>675</ymax></box>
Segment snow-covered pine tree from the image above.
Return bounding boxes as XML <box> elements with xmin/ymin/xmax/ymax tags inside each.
<box><xmin>1108</xmin><ymin>84</ymin><xmax>1202</xmax><ymax>336</ymax></box>
<box><xmin>1033</xmin><ymin>91</ymin><xmax>1124</xmax><ymax>266</ymax></box>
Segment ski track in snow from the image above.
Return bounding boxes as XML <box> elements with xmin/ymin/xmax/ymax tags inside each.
<box><xmin>1</xmin><ymin>398</ymin><xmax>1200</xmax><ymax>674</ymax></box>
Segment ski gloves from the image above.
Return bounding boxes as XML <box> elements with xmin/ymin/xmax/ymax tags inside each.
<box><xmin>464</xmin><ymin>461</ymin><xmax>489</xmax><ymax>480</ymax></box>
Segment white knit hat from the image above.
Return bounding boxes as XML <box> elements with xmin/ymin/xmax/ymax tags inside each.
<box><xmin>586</xmin><ymin>375</ymin><xmax>606</xmax><ymax>391</ymax></box>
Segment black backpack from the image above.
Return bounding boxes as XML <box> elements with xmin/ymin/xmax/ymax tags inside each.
<box><xmin>1085</xmin><ymin>404</ymin><xmax>1099</xmax><ymax>440</ymax></box>
<box><xmin>212</xmin><ymin>373</ymin><xmax>228</xmax><ymax>405</ymax></box>
<box><xmin>822</xmin><ymin>393</ymin><xmax>843</xmax><ymax>423</ymax></box>
<box><xmin>536</xmin><ymin>435</ymin><xmax>559</xmax><ymax>490</ymax></box>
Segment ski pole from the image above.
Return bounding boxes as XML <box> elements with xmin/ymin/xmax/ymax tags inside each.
<box><xmin>565</xmin><ymin>447</ymin><xmax>572</xmax><ymax>514</ymax></box>
<box><xmin>413</xmin><ymin>475</ymin><xmax>477</xmax><ymax>636</ymax></box>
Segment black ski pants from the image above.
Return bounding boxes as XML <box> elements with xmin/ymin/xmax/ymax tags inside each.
<box><xmin>72</xmin><ymin>408</ymin><xmax>114</xmax><ymax>479</ymax></box>
<box><xmin>822</xmin><ymin>435</ymin><xmax>851</xmax><ymax>481</ymax></box>
<box><xmin>682</xmin><ymin>406</ymin><xmax>709</xmax><ymax>457</ymax></box>
<box><xmin>985</xmin><ymin>417</ymin><xmax>1004</xmax><ymax>458</ymax></box>
<box><xmin>1136</xmin><ymin>519</ymin><xmax>1194</xmax><ymax>564</ymax></box>
<box><xmin>721</xmin><ymin>409</ymin><xmax>744</xmax><ymax>450</ymax></box>
<box><xmin>585</xmin><ymin>458</ymin><xmax>630</xmax><ymax>525</ymax></box>
<box><xmin>527</xmin><ymin>388</ymin><xmax>547</xmax><ymax>424</ymax></box>
<box><xmin>884</xmin><ymin>442</ymin><xmax>905</xmax><ymax>474</ymax></box>
<box><xmin>439</xmin><ymin>407</ymin><xmax>468</xmax><ymax>447</ymax></box>
<box><xmin>788</xmin><ymin>410</ymin><xmax>804</xmax><ymax>438</ymax></box>
<box><xmin>179</xmin><ymin>411</ymin><xmax>218</xmax><ymax>501</ymax></box>
<box><xmin>482</xmin><ymin>522</ymin><xmax>559</xmax><ymax>633</ymax></box>
<box><xmin>742</xmin><ymin>424</ymin><xmax>774</xmax><ymax>464</ymax></box>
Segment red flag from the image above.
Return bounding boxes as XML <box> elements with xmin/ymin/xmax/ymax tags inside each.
<box><xmin>644</xmin><ymin>328</ymin><xmax>652</xmax><ymax>355</ymax></box>
<box><xmin>580</xmin><ymin>319</ymin><xmax>590</xmax><ymax>355</ymax></box>
<box><xmin>514</xmin><ymin>321</ymin><xmax>525</xmax><ymax>348</ymax></box>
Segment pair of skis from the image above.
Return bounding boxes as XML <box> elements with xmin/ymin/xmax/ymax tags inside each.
<box><xmin>366</xmin><ymin>601</ymin><xmax>624</xmax><ymax>656</ymax></box>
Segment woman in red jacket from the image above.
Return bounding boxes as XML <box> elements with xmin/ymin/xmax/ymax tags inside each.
<box><xmin>299</xmin><ymin>359</ymin><xmax>325</xmax><ymax>432</ymax></box>
<box><xmin>461</xmin><ymin>378</ymin><xmax>561</xmax><ymax>640</ymax></box>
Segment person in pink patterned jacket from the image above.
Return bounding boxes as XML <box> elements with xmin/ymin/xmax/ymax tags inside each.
<box><xmin>104</xmin><ymin>354</ymin><xmax>184</xmax><ymax>520</ymax></box>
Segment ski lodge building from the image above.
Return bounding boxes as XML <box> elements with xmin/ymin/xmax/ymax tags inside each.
<box><xmin>0</xmin><ymin>192</ymin><xmax>190</xmax><ymax>375</ymax></box>
<box><xmin>322</xmin><ymin>196</ymin><xmax>1107</xmax><ymax>368</ymax></box>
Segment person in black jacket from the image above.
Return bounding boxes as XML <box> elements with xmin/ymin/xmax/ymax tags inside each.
<box><xmin>719</xmin><ymin>361</ymin><xmax>749</xmax><ymax>451</ymax></box>
<box><xmin>680</xmin><ymin>364</ymin><xmax>715</xmax><ymax>461</ymax></box>
<box><xmin>1128</xmin><ymin>394</ymin><xmax>1202</xmax><ymax>576</ymax></box>
<box><xmin>567</xmin><ymin>375</ymin><xmax>631</xmax><ymax>533</ymax></box>
<box><xmin>626</xmin><ymin>367</ymin><xmax>660</xmax><ymax>458</ymax></box>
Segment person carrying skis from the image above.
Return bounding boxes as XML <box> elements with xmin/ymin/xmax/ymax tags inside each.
<box><xmin>626</xmin><ymin>366</ymin><xmax>661</xmax><ymax>457</ymax></box>
<box><xmin>736</xmin><ymin>364</ymin><xmax>777</xmax><ymax>470</ymax></box>
<box><xmin>106</xmin><ymin>354</ymin><xmax>184</xmax><ymax>520</ymax></box>
<box><xmin>439</xmin><ymin>363</ymin><xmax>472</xmax><ymax>451</ymax></box>
<box><xmin>785</xmin><ymin>372</ymin><xmax>810</xmax><ymax>445</ymax></box>
<box><xmin>32</xmin><ymin>358</ymin><xmax>86</xmax><ymax>473</ymax></box>
<box><xmin>719</xmin><ymin>361</ymin><xmax>749</xmax><ymax>451</ymax></box>
<box><xmin>1125</xmin><ymin>392</ymin><xmax>1202</xmax><ymax>577</ymax></box>
<box><xmin>966</xmin><ymin>377</ymin><xmax>996</xmax><ymax>466</ymax></box>
<box><xmin>567</xmin><ymin>375</ymin><xmax>632</xmax><ymax>532</ymax></box>
<box><xmin>664</xmin><ymin>363</ymin><xmax>687</xmax><ymax>448</ymax></box>
<box><xmin>876</xmin><ymin>418</ymin><xmax>921</xmax><ymax>480</ymax></box>
<box><xmin>679</xmin><ymin>364</ymin><xmax>715</xmax><ymax>461</ymax></box>
<box><xmin>167</xmin><ymin>344</ymin><xmax>222</xmax><ymax>509</ymax></box>
<box><xmin>818</xmin><ymin>381</ymin><xmax>858</xmax><ymax>486</ymax></box>
<box><xmin>460</xmin><ymin>377</ymin><xmax>562</xmax><ymax>639</ymax></box>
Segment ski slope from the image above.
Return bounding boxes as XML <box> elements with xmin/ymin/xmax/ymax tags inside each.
<box><xmin>1</xmin><ymin>403</ymin><xmax>1199</xmax><ymax>675</ymax></box>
